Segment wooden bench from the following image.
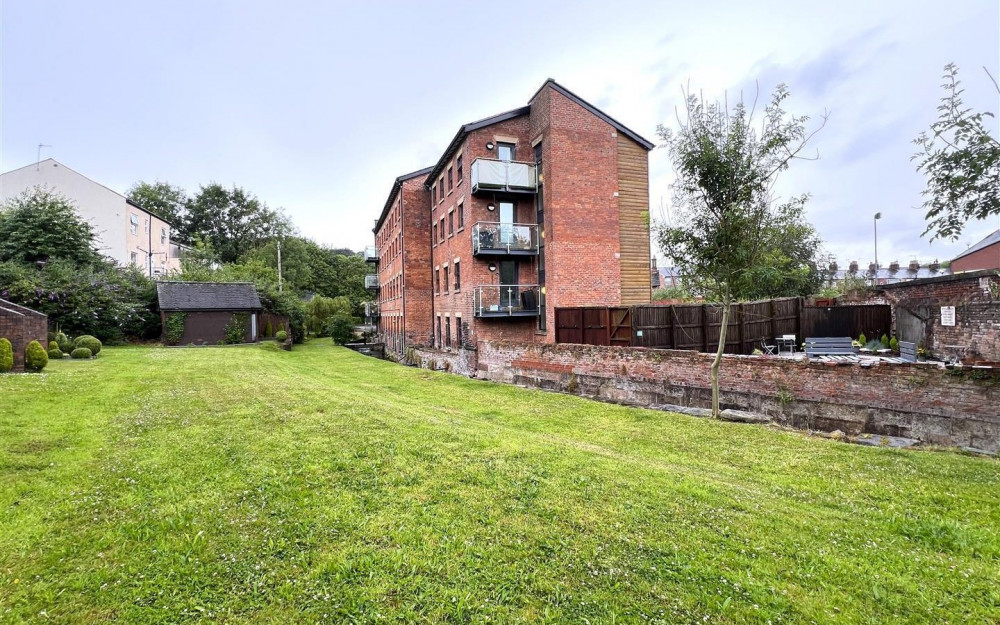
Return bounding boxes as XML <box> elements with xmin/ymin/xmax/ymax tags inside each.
<box><xmin>804</xmin><ymin>337</ymin><xmax>855</xmax><ymax>357</ymax></box>
<box><xmin>899</xmin><ymin>340</ymin><xmax>917</xmax><ymax>363</ymax></box>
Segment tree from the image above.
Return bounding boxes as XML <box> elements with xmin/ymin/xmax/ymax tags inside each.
<box><xmin>305</xmin><ymin>295</ymin><xmax>352</xmax><ymax>335</ymax></box>
<box><xmin>0</xmin><ymin>188</ymin><xmax>102</xmax><ymax>266</ymax></box>
<box><xmin>126</xmin><ymin>181</ymin><xmax>188</xmax><ymax>233</ymax></box>
<box><xmin>185</xmin><ymin>184</ymin><xmax>292</xmax><ymax>264</ymax></box>
<box><xmin>913</xmin><ymin>64</ymin><xmax>1000</xmax><ymax>240</ymax></box>
<box><xmin>656</xmin><ymin>84</ymin><xmax>825</xmax><ymax>417</ymax></box>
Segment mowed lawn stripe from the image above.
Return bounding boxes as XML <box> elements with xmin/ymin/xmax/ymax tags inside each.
<box><xmin>1</xmin><ymin>343</ymin><xmax>997</xmax><ymax>623</ymax></box>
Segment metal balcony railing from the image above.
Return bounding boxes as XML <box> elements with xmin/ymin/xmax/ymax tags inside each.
<box><xmin>470</xmin><ymin>158</ymin><xmax>538</xmax><ymax>194</ymax></box>
<box><xmin>364</xmin><ymin>301</ymin><xmax>380</xmax><ymax>319</ymax></box>
<box><xmin>363</xmin><ymin>245</ymin><xmax>378</xmax><ymax>263</ymax></box>
<box><xmin>472</xmin><ymin>222</ymin><xmax>539</xmax><ymax>256</ymax></box>
<box><xmin>365</xmin><ymin>274</ymin><xmax>379</xmax><ymax>289</ymax></box>
<box><xmin>473</xmin><ymin>284</ymin><xmax>541</xmax><ymax>318</ymax></box>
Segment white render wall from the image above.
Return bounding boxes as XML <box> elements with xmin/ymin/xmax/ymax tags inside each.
<box><xmin>0</xmin><ymin>159</ymin><xmax>170</xmax><ymax>270</ymax></box>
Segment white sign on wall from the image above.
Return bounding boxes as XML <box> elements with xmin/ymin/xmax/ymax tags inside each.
<box><xmin>940</xmin><ymin>306</ymin><xmax>956</xmax><ymax>326</ymax></box>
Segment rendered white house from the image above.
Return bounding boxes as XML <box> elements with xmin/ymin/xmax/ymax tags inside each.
<box><xmin>0</xmin><ymin>159</ymin><xmax>182</xmax><ymax>275</ymax></box>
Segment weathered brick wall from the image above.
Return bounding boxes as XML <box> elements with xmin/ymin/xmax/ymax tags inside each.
<box><xmin>477</xmin><ymin>340</ymin><xmax>1000</xmax><ymax>452</ymax></box>
<box><xmin>878</xmin><ymin>271</ymin><xmax>999</xmax><ymax>363</ymax></box>
<box><xmin>410</xmin><ymin>345</ymin><xmax>478</xmax><ymax>377</ymax></box>
<box><xmin>402</xmin><ymin>178</ymin><xmax>433</xmax><ymax>351</ymax></box>
<box><xmin>0</xmin><ymin>299</ymin><xmax>48</xmax><ymax>372</ymax></box>
<box><xmin>951</xmin><ymin>242</ymin><xmax>1000</xmax><ymax>273</ymax></box>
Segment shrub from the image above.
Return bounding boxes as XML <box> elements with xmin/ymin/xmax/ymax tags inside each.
<box><xmin>264</xmin><ymin>320</ymin><xmax>273</xmax><ymax>338</ymax></box>
<box><xmin>224</xmin><ymin>314</ymin><xmax>248</xmax><ymax>344</ymax></box>
<box><xmin>24</xmin><ymin>340</ymin><xmax>48</xmax><ymax>372</ymax></box>
<box><xmin>49</xmin><ymin>340</ymin><xmax>59</xmax><ymax>351</ymax></box>
<box><xmin>56</xmin><ymin>332</ymin><xmax>73</xmax><ymax>353</ymax></box>
<box><xmin>890</xmin><ymin>336</ymin><xmax>899</xmax><ymax>351</ymax></box>
<box><xmin>48</xmin><ymin>348</ymin><xmax>63</xmax><ymax>360</ymax></box>
<box><xmin>880</xmin><ymin>333</ymin><xmax>889</xmax><ymax>348</ymax></box>
<box><xmin>71</xmin><ymin>347</ymin><xmax>93</xmax><ymax>359</ymax></box>
<box><xmin>164</xmin><ymin>312</ymin><xmax>186</xmax><ymax>345</ymax></box>
<box><xmin>74</xmin><ymin>335</ymin><xmax>102</xmax><ymax>355</ymax></box>
<box><xmin>0</xmin><ymin>338</ymin><xmax>12</xmax><ymax>373</ymax></box>
<box><xmin>858</xmin><ymin>332</ymin><xmax>867</xmax><ymax>346</ymax></box>
<box><xmin>48</xmin><ymin>331</ymin><xmax>56</xmax><ymax>343</ymax></box>
<box><xmin>325</xmin><ymin>314</ymin><xmax>356</xmax><ymax>345</ymax></box>
<box><xmin>275</xmin><ymin>330</ymin><xmax>288</xmax><ymax>342</ymax></box>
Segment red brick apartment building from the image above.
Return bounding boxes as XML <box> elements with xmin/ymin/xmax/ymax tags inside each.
<box><xmin>368</xmin><ymin>79</ymin><xmax>653</xmax><ymax>359</ymax></box>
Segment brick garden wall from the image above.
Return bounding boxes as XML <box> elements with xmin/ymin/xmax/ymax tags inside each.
<box><xmin>0</xmin><ymin>299</ymin><xmax>48</xmax><ymax>372</ymax></box>
<box><xmin>474</xmin><ymin>341</ymin><xmax>1000</xmax><ymax>453</ymax></box>
<box><xmin>878</xmin><ymin>271</ymin><xmax>999</xmax><ymax>364</ymax></box>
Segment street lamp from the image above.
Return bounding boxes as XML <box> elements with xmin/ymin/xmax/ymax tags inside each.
<box><xmin>873</xmin><ymin>212</ymin><xmax>882</xmax><ymax>271</ymax></box>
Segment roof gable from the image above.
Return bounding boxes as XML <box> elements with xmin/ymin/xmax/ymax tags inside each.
<box><xmin>373</xmin><ymin>166</ymin><xmax>434</xmax><ymax>234</ymax></box>
<box><xmin>952</xmin><ymin>229</ymin><xmax>1000</xmax><ymax>262</ymax></box>
<box><xmin>531</xmin><ymin>79</ymin><xmax>655</xmax><ymax>150</ymax></box>
<box><xmin>156</xmin><ymin>281</ymin><xmax>262</xmax><ymax>311</ymax></box>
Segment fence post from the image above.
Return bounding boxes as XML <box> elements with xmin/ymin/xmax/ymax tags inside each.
<box><xmin>702</xmin><ymin>304</ymin><xmax>710</xmax><ymax>352</ymax></box>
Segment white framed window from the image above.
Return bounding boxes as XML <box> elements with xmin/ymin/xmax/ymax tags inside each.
<box><xmin>161</xmin><ymin>227</ymin><xmax>168</xmax><ymax>244</ymax></box>
<box><xmin>130</xmin><ymin>251</ymin><xmax>138</xmax><ymax>264</ymax></box>
<box><xmin>130</xmin><ymin>213</ymin><xmax>139</xmax><ymax>235</ymax></box>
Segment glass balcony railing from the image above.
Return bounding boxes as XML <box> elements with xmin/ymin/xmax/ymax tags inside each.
<box><xmin>364</xmin><ymin>301</ymin><xmax>379</xmax><ymax>318</ymax></box>
<box><xmin>364</xmin><ymin>274</ymin><xmax>379</xmax><ymax>289</ymax></box>
<box><xmin>470</xmin><ymin>158</ymin><xmax>538</xmax><ymax>194</ymax></box>
<box><xmin>473</xmin><ymin>284</ymin><xmax>541</xmax><ymax>318</ymax></box>
<box><xmin>472</xmin><ymin>222</ymin><xmax>539</xmax><ymax>256</ymax></box>
<box><xmin>363</xmin><ymin>245</ymin><xmax>378</xmax><ymax>263</ymax></box>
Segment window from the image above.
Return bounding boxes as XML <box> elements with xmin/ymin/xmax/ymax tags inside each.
<box><xmin>457</xmin><ymin>201</ymin><xmax>464</xmax><ymax>229</ymax></box>
<box><xmin>447</xmin><ymin>167</ymin><xmax>453</xmax><ymax>192</ymax></box>
<box><xmin>443</xmin><ymin>266</ymin><xmax>449</xmax><ymax>293</ymax></box>
<box><xmin>498</xmin><ymin>142</ymin><xmax>515</xmax><ymax>162</ymax></box>
<box><xmin>438</xmin><ymin>178</ymin><xmax>444</xmax><ymax>201</ymax></box>
<box><xmin>435</xmin><ymin>268</ymin><xmax>440</xmax><ymax>293</ymax></box>
<box><xmin>130</xmin><ymin>251</ymin><xmax>138</xmax><ymax>264</ymax></box>
<box><xmin>160</xmin><ymin>227</ymin><xmax>168</xmax><ymax>244</ymax></box>
<box><xmin>456</xmin><ymin>155</ymin><xmax>463</xmax><ymax>182</ymax></box>
<box><xmin>432</xmin><ymin>186</ymin><xmax>437</xmax><ymax>205</ymax></box>
<box><xmin>454</xmin><ymin>261</ymin><xmax>460</xmax><ymax>291</ymax></box>
<box><xmin>445</xmin><ymin>317</ymin><xmax>451</xmax><ymax>348</ymax></box>
<box><xmin>456</xmin><ymin>317</ymin><xmax>463</xmax><ymax>346</ymax></box>
<box><xmin>436</xmin><ymin>317</ymin><xmax>442</xmax><ymax>348</ymax></box>
<box><xmin>439</xmin><ymin>218</ymin><xmax>445</xmax><ymax>243</ymax></box>
<box><xmin>433</xmin><ymin>223</ymin><xmax>438</xmax><ymax>245</ymax></box>
<box><xmin>448</xmin><ymin>211</ymin><xmax>454</xmax><ymax>236</ymax></box>
<box><xmin>130</xmin><ymin>213</ymin><xmax>139</xmax><ymax>235</ymax></box>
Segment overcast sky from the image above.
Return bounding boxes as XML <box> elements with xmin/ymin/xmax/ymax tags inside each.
<box><xmin>3</xmin><ymin>0</ymin><xmax>998</xmax><ymax>265</ymax></box>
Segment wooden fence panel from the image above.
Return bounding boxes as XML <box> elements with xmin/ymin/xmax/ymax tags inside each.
<box><xmin>801</xmin><ymin>305</ymin><xmax>891</xmax><ymax>341</ymax></box>
<box><xmin>582</xmin><ymin>308</ymin><xmax>610</xmax><ymax>346</ymax></box>
<box><xmin>555</xmin><ymin>308</ymin><xmax>583</xmax><ymax>345</ymax></box>
<box><xmin>609</xmin><ymin>307</ymin><xmax>632</xmax><ymax>347</ymax></box>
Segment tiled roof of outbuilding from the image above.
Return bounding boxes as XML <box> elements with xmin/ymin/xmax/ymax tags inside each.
<box><xmin>156</xmin><ymin>281</ymin><xmax>262</xmax><ymax>311</ymax></box>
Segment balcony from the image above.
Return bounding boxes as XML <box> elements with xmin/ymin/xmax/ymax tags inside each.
<box><xmin>470</xmin><ymin>158</ymin><xmax>537</xmax><ymax>195</ymax></box>
<box><xmin>364</xmin><ymin>301</ymin><xmax>380</xmax><ymax>319</ymax></box>
<box><xmin>472</xmin><ymin>222</ymin><xmax>539</xmax><ymax>257</ymax></box>
<box><xmin>363</xmin><ymin>245</ymin><xmax>378</xmax><ymax>263</ymax></box>
<box><xmin>473</xmin><ymin>284</ymin><xmax>541</xmax><ymax>318</ymax></box>
<box><xmin>365</xmin><ymin>274</ymin><xmax>379</xmax><ymax>290</ymax></box>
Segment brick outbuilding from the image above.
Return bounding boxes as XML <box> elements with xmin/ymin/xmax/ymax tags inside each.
<box><xmin>156</xmin><ymin>282</ymin><xmax>262</xmax><ymax>345</ymax></box>
<box><xmin>0</xmin><ymin>299</ymin><xmax>48</xmax><ymax>372</ymax></box>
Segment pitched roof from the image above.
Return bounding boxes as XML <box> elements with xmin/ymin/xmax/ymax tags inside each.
<box><xmin>422</xmin><ymin>80</ymin><xmax>655</xmax><ymax>186</ymax></box>
<box><xmin>156</xmin><ymin>281</ymin><xmax>262</xmax><ymax>311</ymax></box>
<box><xmin>952</xmin><ymin>228</ymin><xmax>1000</xmax><ymax>262</ymax></box>
<box><xmin>373</xmin><ymin>166</ymin><xmax>434</xmax><ymax>234</ymax></box>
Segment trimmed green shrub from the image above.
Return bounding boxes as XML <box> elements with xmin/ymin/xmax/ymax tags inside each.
<box><xmin>48</xmin><ymin>348</ymin><xmax>63</xmax><ymax>360</ymax></box>
<box><xmin>49</xmin><ymin>340</ymin><xmax>60</xmax><ymax>351</ymax></box>
<box><xmin>274</xmin><ymin>330</ymin><xmax>288</xmax><ymax>342</ymax></box>
<box><xmin>224</xmin><ymin>314</ymin><xmax>248</xmax><ymax>344</ymax></box>
<box><xmin>890</xmin><ymin>336</ymin><xmax>899</xmax><ymax>351</ymax></box>
<box><xmin>880</xmin><ymin>334</ymin><xmax>889</xmax><ymax>348</ymax></box>
<box><xmin>24</xmin><ymin>340</ymin><xmax>48</xmax><ymax>372</ymax></box>
<box><xmin>0</xmin><ymin>338</ymin><xmax>13</xmax><ymax>373</ymax></box>
<box><xmin>56</xmin><ymin>332</ymin><xmax>73</xmax><ymax>353</ymax></box>
<box><xmin>71</xmin><ymin>347</ymin><xmax>93</xmax><ymax>359</ymax></box>
<box><xmin>858</xmin><ymin>332</ymin><xmax>867</xmax><ymax>346</ymax></box>
<box><xmin>74</xmin><ymin>335</ymin><xmax>102</xmax><ymax>355</ymax></box>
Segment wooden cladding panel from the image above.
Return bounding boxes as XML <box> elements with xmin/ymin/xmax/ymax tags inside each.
<box><xmin>617</xmin><ymin>135</ymin><xmax>651</xmax><ymax>304</ymax></box>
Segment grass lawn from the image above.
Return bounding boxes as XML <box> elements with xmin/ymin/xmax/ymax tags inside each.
<box><xmin>1</xmin><ymin>342</ymin><xmax>998</xmax><ymax>624</ymax></box>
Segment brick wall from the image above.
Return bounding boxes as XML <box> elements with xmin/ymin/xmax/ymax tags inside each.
<box><xmin>0</xmin><ymin>299</ymin><xmax>48</xmax><ymax>372</ymax></box>
<box><xmin>878</xmin><ymin>271</ymin><xmax>999</xmax><ymax>363</ymax></box>
<box><xmin>951</xmin><ymin>241</ymin><xmax>1000</xmax><ymax>273</ymax></box>
<box><xmin>475</xmin><ymin>340</ymin><xmax>1000</xmax><ymax>453</ymax></box>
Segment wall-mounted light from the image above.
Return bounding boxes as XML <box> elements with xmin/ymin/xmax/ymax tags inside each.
<box><xmin>487</xmin><ymin>203</ymin><xmax>496</xmax><ymax>212</ymax></box>
<box><xmin>486</xmin><ymin>142</ymin><xmax>495</xmax><ymax>150</ymax></box>
<box><xmin>488</xmin><ymin>264</ymin><xmax>497</xmax><ymax>272</ymax></box>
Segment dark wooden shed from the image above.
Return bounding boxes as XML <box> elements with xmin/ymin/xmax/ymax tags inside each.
<box><xmin>0</xmin><ymin>298</ymin><xmax>48</xmax><ymax>371</ymax></box>
<box><xmin>156</xmin><ymin>282</ymin><xmax>263</xmax><ymax>345</ymax></box>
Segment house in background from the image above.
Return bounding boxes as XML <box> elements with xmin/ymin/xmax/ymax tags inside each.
<box><xmin>156</xmin><ymin>282</ymin><xmax>262</xmax><ymax>345</ymax></box>
<box><xmin>0</xmin><ymin>159</ymin><xmax>181</xmax><ymax>275</ymax></box>
<box><xmin>369</xmin><ymin>79</ymin><xmax>654</xmax><ymax>360</ymax></box>
<box><xmin>951</xmin><ymin>229</ymin><xmax>1000</xmax><ymax>273</ymax></box>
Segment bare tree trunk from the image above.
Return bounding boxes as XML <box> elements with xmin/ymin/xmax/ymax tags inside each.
<box><xmin>710</xmin><ymin>302</ymin><xmax>730</xmax><ymax>418</ymax></box>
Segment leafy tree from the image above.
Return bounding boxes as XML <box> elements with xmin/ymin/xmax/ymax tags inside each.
<box><xmin>243</xmin><ymin>237</ymin><xmax>313</xmax><ymax>292</ymax></box>
<box><xmin>126</xmin><ymin>181</ymin><xmax>188</xmax><ymax>233</ymax></box>
<box><xmin>0</xmin><ymin>188</ymin><xmax>102</xmax><ymax>266</ymax></box>
<box><xmin>656</xmin><ymin>84</ymin><xmax>825</xmax><ymax>417</ymax></box>
<box><xmin>185</xmin><ymin>184</ymin><xmax>292</xmax><ymax>264</ymax></box>
<box><xmin>913</xmin><ymin>63</ymin><xmax>1000</xmax><ymax>240</ymax></box>
<box><xmin>325</xmin><ymin>314</ymin><xmax>356</xmax><ymax>345</ymax></box>
<box><xmin>306</xmin><ymin>295</ymin><xmax>352</xmax><ymax>335</ymax></box>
